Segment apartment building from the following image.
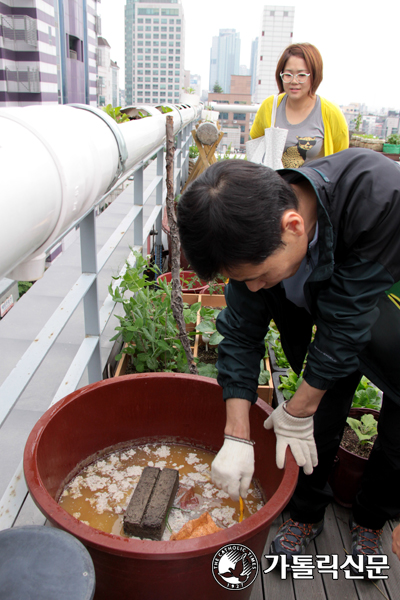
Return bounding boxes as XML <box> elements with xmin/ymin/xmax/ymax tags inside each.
<box><xmin>254</xmin><ymin>5</ymin><xmax>294</xmax><ymax>104</ymax></box>
<box><xmin>124</xmin><ymin>0</ymin><xmax>185</xmax><ymax>107</ymax></box>
<box><xmin>208</xmin><ymin>74</ymin><xmax>251</xmax><ymax>152</ymax></box>
<box><xmin>0</xmin><ymin>0</ymin><xmax>99</xmax><ymax>106</ymax></box>
<box><xmin>208</xmin><ymin>29</ymin><xmax>240</xmax><ymax>93</ymax></box>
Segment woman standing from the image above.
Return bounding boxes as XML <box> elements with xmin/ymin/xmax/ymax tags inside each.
<box><xmin>250</xmin><ymin>43</ymin><xmax>348</xmax><ymax>168</ymax></box>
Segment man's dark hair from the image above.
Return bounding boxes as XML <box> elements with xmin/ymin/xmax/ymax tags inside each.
<box><xmin>177</xmin><ymin>160</ymin><xmax>298</xmax><ymax>281</ymax></box>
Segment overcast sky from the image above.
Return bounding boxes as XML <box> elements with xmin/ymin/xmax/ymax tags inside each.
<box><xmin>100</xmin><ymin>0</ymin><xmax>400</xmax><ymax>112</ymax></box>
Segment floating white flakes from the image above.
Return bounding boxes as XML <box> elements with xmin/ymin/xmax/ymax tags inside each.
<box><xmin>73</xmin><ymin>512</ymin><xmax>81</xmax><ymax>519</ymax></box>
<box><xmin>216</xmin><ymin>490</ymin><xmax>230</xmax><ymax>499</ymax></box>
<box><xmin>84</xmin><ymin>475</ymin><xmax>109</xmax><ymax>492</ymax></box>
<box><xmin>154</xmin><ymin>461</ymin><xmax>167</xmax><ymax>470</ymax></box>
<box><xmin>154</xmin><ymin>445</ymin><xmax>171</xmax><ymax>458</ymax></box>
<box><xmin>211</xmin><ymin>506</ymin><xmax>236</xmax><ymax>527</ymax></box>
<box><xmin>185</xmin><ymin>453</ymin><xmax>199</xmax><ymax>465</ymax></box>
<box><xmin>126</xmin><ymin>465</ymin><xmax>142</xmax><ymax>478</ymax></box>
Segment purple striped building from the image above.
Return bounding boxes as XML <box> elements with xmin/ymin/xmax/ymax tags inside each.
<box><xmin>0</xmin><ymin>0</ymin><xmax>99</xmax><ymax>106</ymax></box>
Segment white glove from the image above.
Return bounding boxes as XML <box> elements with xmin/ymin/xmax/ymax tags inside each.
<box><xmin>211</xmin><ymin>435</ymin><xmax>255</xmax><ymax>502</ymax></box>
<box><xmin>264</xmin><ymin>402</ymin><xmax>318</xmax><ymax>475</ymax></box>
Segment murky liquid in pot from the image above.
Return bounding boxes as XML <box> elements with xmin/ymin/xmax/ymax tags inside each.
<box><xmin>59</xmin><ymin>442</ymin><xmax>264</xmax><ymax>540</ymax></box>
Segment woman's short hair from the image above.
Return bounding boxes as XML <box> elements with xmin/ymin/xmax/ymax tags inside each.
<box><xmin>177</xmin><ymin>160</ymin><xmax>298</xmax><ymax>282</ymax></box>
<box><xmin>275</xmin><ymin>43</ymin><xmax>323</xmax><ymax>96</ymax></box>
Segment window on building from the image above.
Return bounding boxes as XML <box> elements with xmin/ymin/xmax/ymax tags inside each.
<box><xmin>284</xmin><ymin>11</ymin><xmax>289</xmax><ymax>16</ymax></box>
<box><xmin>174</xmin><ymin>84</ymin><xmax>179</xmax><ymax>90</ymax></box>
<box><xmin>160</xmin><ymin>84</ymin><xmax>166</xmax><ymax>89</ymax></box>
<box><xmin>169</xmin><ymin>27</ymin><xmax>174</xmax><ymax>32</ymax></box>
<box><xmin>153</xmin><ymin>84</ymin><xmax>158</xmax><ymax>90</ymax></box>
<box><xmin>161</xmin><ymin>77</ymin><xmax>166</xmax><ymax>82</ymax></box>
<box><xmin>177</xmin><ymin>19</ymin><xmax>181</xmax><ymax>24</ymax></box>
<box><xmin>145</xmin><ymin>26</ymin><xmax>151</xmax><ymax>31</ymax></box>
<box><xmin>161</xmin><ymin>19</ymin><xmax>167</xmax><ymax>24</ymax></box>
<box><xmin>169</xmin><ymin>34</ymin><xmax>174</xmax><ymax>39</ymax></box>
<box><xmin>138</xmin><ymin>19</ymin><xmax>143</xmax><ymax>24</ymax></box>
<box><xmin>145</xmin><ymin>18</ymin><xmax>151</xmax><ymax>23</ymax></box>
<box><xmin>258</xmin><ymin>79</ymin><xmax>261</xmax><ymax>84</ymax></box>
<box><xmin>270</xmin><ymin>10</ymin><xmax>275</xmax><ymax>16</ymax></box>
<box><xmin>153</xmin><ymin>63</ymin><xmax>158</xmax><ymax>68</ymax></box>
<box><xmin>176</xmin><ymin>42</ymin><xmax>180</xmax><ymax>47</ymax></box>
<box><xmin>175</xmin><ymin>77</ymin><xmax>180</xmax><ymax>82</ymax></box>
<box><xmin>233</xmin><ymin>113</ymin><xmax>246</xmax><ymax>121</ymax></box>
<box><xmin>260</xmin><ymin>56</ymin><xmax>263</xmax><ymax>60</ymax></box>
<box><xmin>145</xmin><ymin>84</ymin><xmax>151</xmax><ymax>89</ymax></box>
<box><xmin>145</xmin><ymin>91</ymin><xmax>151</xmax><ymax>96</ymax></box>
<box><xmin>137</xmin><ymin>84</ymin><xmax>143</xmax><ymax>89</ymax></box>
<box><xmin>220</xmin><ymin>112</ymin><xmax>228</xmax><ymax>119</ymax></box>
<box><xmin>168</xmin><ymin>85</ymin><xmax>173</xmax><ymax>90</ymax></box>
<box><xmin>138</xmin><ymin>69</ymin><xmax>143</xmax><ymax>74</ymax></box>
<box><xmin>137</xmin><ymin>77</ymin><xmax>143</xmax><ymax>82</ymax></box>
<box><xmin>175</xmin><ymin>49</ymin><xmax>180</xmax><ymax>54</ymax></box>
<box><xmin>241</xmin><ymin>125</ymin><xmax>245</xmax><ymax>132</ymax></box>
<box><xmin>240</xmin><ymin>136</ymin><xmax>244</xmax><ymax>145</ymax></box>
<box><xmin>176</xmin><ymin>26</ymin><xmax>181</xmax><ymax>31</ymax></box>
<box><xmin>153</xmin><ymin>34</ymin><xmax>159</xmax><ymax>39</ymax></box>
<box><xmin>161</xmin><ymin>34</ymin><xmax>167</xmax><ymax>39</ymax></box>
<box><xmin>154</xmin><ymin>18</ymin><xmax>159</xmax><ymax>24</ymax></box>
<box><xmin>145</xmin><ymin>70</ymin><xmax>151</xmax><ymax>75</ymax></box>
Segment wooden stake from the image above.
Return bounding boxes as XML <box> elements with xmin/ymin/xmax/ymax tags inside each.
<box><xmin>165</xmin><ymin>115</ymin><xmax>198</xmax><ymax>375</ymax></box>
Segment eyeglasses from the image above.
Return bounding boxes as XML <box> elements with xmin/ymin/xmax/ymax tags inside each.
<box><xmin>280</xmin><ymin>72</ymin><xmax>310</xmax><ymax>84</ymax></box>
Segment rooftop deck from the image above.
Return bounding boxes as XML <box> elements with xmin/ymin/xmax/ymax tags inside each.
<box><xmin>248</xmin><ymin>505</ymin><xmax>400</xmax><ymax>600</ymax></box>
<box><xmin>1</xmin><ymin>105</ymin><xmax>399</xmax><ymax>598</ymax></box>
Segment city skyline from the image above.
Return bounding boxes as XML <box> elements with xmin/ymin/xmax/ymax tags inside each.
<box><xmin>100</xmin><ymin>0</ymin><xmax>400</xmax><ymax>111</ymax></box>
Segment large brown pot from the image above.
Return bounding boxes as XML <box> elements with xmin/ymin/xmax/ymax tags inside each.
<box><xmin>24</xmin><ymin>373</ymin><xmax>298</xmax><ymax>600</ymax></box>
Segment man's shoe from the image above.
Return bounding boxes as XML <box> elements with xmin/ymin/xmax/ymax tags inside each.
<box><xmin>269</xmin><ymin>518</ymin><xmax>324</xmax><ymax>565</ymax></box>
<box><xmin>349</xmin><ymin>517</ymin><xmax>384</xmax><ymax>580</ymax></box>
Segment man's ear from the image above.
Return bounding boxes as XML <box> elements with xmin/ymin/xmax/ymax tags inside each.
<box><xmin>281</xmin><ymin>210</ymin><xmax>305</xmax><ymax>237</ymax></box>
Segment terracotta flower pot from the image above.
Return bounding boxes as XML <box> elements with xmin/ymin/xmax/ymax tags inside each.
<box><xmin>157</xmin><ymin>270</ymin><xmax>209</xmax><ymax>294</ymax></box>
<box><xmin>24</xmin><ymin>373</ymin><xmax>298</xmax><ymax>600</ymax></box>
<box><xmin>329</xmin><ymin>407</ymin><xmax>380</xmax><ymax>508</ymax></box>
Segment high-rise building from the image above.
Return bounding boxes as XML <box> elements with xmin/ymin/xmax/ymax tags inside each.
<box><xmin>0</xmin><ymin>0</ymin><xmax>99</xmax><ymax>106</ymax></box>
<box><xmin>250</xmin><ymin>37</ymin><xmax>258</xmax><ymax>99</ymax></box>
<box><xmin>254</xmin><ymin>5</ymin><xmax>294</xmax><ymax>104</ymax></box>
<box><xmin>124</xmin><ymin>0</ymin><xmax>185</xmax><ymax>107</ymax></box>
<box><xmin>97</xmin><ymin>37</ymin><xmax>111</xmax><ymax>106</ymax></box>
<box><xmin>208</xmin><ymin>29</ymin><xmax>240</xmax><ymax>93</ymax></box>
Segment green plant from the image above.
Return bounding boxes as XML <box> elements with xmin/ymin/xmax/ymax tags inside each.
<box><xmin>387</xmin><ymin>133</ymin><xmax>400</xmax><ymax>145</ymax></box>
<box><xmin>189</xmin><ymin>145</ymin><xmax>199</xmax><ymax>159</ymax></box>
<box><xmin>271</xmin><ymin>339</ymin><xmax>290</xmax><ymax>369</ymax></box>
<box><xmin>258</xmin><ymin>361</ymin><xmax>271</xmax><ymax>385</ymax></box>
<box><xmin>157</xmin><ymin>105</ymin><xmax>173</xmax><ymax>114</ymax></box>
<box><xmin>278</xmin><ymin>369</ymin><xmax>304</xmax><ymax>400</ymax></box>
<box><xmin>346</xmin><ymin>414</ymin><xmax>378</xmax><ymax>446</ymax></box>
<box><xmin>351</xmin><ymin>377</ymin><xmax>382</xmax><ymax>410</ymax></box>
<box><xmin>195</xmin><ymin>307</ymin><xmax>224</xmax><ymax>347</ymax></box>
<box><xmin>102</xmin><ymin>104</ymin><xmax>130</xmax><ymax>123</ymax></box>
<box><xmin>213</xmin><ymin>82</ymin><xmax>223</xmax><ymax>93</ymax></box>
<box><xmin>182</xmin><ymin>86</ymin><xmax>195</xmax><ymax>94</ymax></box>
<box><xmin>110</xmin><ymin>252</ymin><xmax>199</xmax><ymax>373</ymax></box>
<box><xmin>18</xmin><ymin>281</ymin><xmax>33</xmax><ymax>297</ymax></box>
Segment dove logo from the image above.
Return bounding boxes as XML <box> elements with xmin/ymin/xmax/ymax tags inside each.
<box><xmin>212</xmin><ymin>544</ymin><xmax>259</xmax><ymax>590</ymax></box>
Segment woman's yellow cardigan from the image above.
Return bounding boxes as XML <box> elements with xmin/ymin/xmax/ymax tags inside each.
<box><xmin>249</xmin><ymin>93</ymin><xmax>349</xmax><ymax>156</ymax></box>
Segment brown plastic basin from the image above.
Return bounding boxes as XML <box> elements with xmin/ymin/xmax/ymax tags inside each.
<box><xmin>24</xmin><ymin>373</ymin><xmax>298</xmax><ymax>600</ymax></box>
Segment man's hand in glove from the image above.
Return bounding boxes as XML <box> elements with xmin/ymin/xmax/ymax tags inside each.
<box><xmin>211</xmin><ymin>435</ymin><xmax>255</xmax><ymax>502</ymax></box>
<box><xmin>264</xmin><ymin>401</ymin><xmax>318</xmax><ymax>474</ymax></box>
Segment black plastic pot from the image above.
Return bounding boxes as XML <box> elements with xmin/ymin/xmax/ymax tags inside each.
<box><xmin>329</xmin><ymin>407</ymin><xmax>380</xmax><ymax>508</ymax></box>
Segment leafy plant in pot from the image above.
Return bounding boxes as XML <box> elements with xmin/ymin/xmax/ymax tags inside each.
<box><xmin>329</xmin><ymin>407</ymin><xmax>380</xmax><ymax>508</ymax></box>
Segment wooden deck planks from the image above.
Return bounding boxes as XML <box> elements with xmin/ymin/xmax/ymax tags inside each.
<box><xmin>256</xmin><ymin>504</ymin><xmax>399</xmax><ymax>600</ymax></box>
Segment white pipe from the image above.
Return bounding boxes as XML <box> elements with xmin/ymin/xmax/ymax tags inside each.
<box><xmin>0</xmin><ymin>102</ymin><xmax>200</xmax><ymax>281</ymax></box>
<box><xmin>209</xmin><ymin>103</ymin><xmax>260</xmax><ymax>113</ymax></box>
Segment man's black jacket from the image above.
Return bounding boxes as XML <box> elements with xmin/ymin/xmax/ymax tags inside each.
<box><xmin>216</xmin><ymin>149</ymin><xmax>400</xmax><ymax>403</ymax></box>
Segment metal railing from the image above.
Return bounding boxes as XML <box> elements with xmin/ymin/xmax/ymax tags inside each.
<box><xmin>0</xmin><ymin>120</ymin><xmax>195</xmax><ymax>529</ymax></box>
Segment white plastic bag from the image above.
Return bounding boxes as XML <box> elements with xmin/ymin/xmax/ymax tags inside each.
<box><xmin>246</xmin><ymin>94</ymin><xmax>288</xmax><ymax>170</ymax></box>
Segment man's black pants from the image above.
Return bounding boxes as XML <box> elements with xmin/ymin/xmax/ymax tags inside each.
<box><xmin>288</xmin><ymin>293</ymin><xmax>400</xmax><ymax>529</ymax></box>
